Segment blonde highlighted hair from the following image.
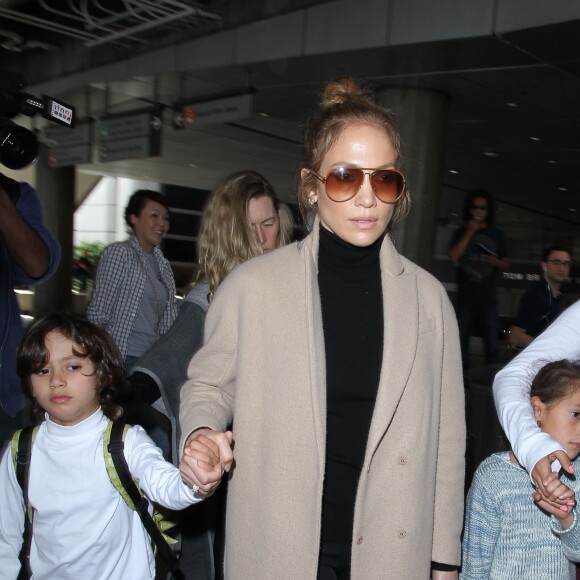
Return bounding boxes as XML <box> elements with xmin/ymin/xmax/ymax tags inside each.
<box><xmin>194</xmin><ymin>170</ymin><xmax>292</xmax><ymax>296</ymax></box>
<box><xmin>299</xmin><ymin>77</ymin><xmax>410</xmax><ymax>227</ymax></box>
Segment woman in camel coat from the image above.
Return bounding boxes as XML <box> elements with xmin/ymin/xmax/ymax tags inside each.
<box><xmin>180</xmin><ymin>78</ymin><xmax>465</xmax><ymax>580</ymax></box>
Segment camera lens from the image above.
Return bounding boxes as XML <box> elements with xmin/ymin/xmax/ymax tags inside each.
<box><xmin>0</xmin><ymin>118</ymin><xmax>39</xmax><ymax>169</ymax></box>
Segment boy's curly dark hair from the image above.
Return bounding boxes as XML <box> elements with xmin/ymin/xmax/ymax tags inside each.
<box><xmin>16</xmin><ymin>312</ymin><xmax>131</xmax><ymax>422</ymax></box>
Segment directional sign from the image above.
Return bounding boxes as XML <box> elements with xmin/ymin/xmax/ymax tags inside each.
<box><xmin>174</xmin><ymin>93</ymin><xmax>254</xmax><ymax>129</ymax></box>
<box><xmin>48</xmin><ymin>144</ymin><xmax>92</xmax><ymax>168</ymax></box>
<box><xmin>98</xmin><ymin>108</ymin><xmax>162</xmax><ymax>162</ymax></box>
<box><xmin>44</xmin><ymin>119</ymin><xmax>93</xmax><ymax>167</ymax></box>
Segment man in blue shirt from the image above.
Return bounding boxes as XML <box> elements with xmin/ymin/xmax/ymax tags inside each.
<box><xmin>508</xmin><ymin>246</ymin><xmax>571</xmax><ymax>350</ymax></box>
<box><xmin>0</xmin><ymin>174</ymin><xmax>60</xmax><ymax>443</ymax></box>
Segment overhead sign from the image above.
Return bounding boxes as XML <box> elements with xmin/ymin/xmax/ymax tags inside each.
<box><xmin>44</xmin><ymin>119</ymin><xmax>92</xmax><ymax>167</ymax></box>
<box><xmin>98</xmin><ymin>108</ymin><xmax>162</xmax><ymax>162</ymax></box>
<box><xmin>174</xmin><ymin>93</ymin><xmax>254</xmax><ymax>129</ymax></box>
<box><xmin>47</xmin><ymin>144</ymin><xmax>92</xmax><ymax>168</ymax></box>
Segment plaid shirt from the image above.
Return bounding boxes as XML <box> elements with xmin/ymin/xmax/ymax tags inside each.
<box><xmin>87</xmin><ymin>235</ymin><xmax>178</xmax><ymax>359</ymax></box>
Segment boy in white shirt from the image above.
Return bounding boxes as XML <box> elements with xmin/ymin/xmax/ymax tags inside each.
<box><xmin>0</xmin><ymin>312</ymin><xmax>221</xmax><ymax>580</ymax></box>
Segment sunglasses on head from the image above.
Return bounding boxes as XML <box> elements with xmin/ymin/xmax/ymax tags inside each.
<box><xmin>308</xmin><ymin>166</ymin><xmax>406</xmax><ymax>204</ymax></box>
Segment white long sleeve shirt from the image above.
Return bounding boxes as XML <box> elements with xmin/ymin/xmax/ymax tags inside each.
<box><xmin>0</xmin><ymin>409</ymin><xmax>200</xmax><ymax>580</ymax></box>
<box><xmin>493</xmin><ymin>300</ymin><xmax>580</xmax><ymax>474</ymax></box>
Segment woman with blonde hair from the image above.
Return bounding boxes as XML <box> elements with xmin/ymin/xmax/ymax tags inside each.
<box><xmin>195</xmin><ymin>169</ymin><xmax>292</xmax><ymax>297</ymax></box>
<box><xmin>129</xmin><ymin>169</ymin><xmax>291</xmax><ymax>580</ymax></box>
<box><xmin>180</xmin><ymin>78</ymin><xmax>465</xmax><ymax>579</ymax></box>
<box><xmin>131</xmin><ymin>169</ymin><xmax>292</xmax><ymax>455</ymax></box>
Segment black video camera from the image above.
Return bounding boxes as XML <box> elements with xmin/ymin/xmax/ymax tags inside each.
<box><xmin>0</xmin><ymin>71</ymin><xmax>76</xmax><ymax>169</ymax></box>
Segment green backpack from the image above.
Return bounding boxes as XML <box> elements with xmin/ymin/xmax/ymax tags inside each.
<box><xmin>11</xmin><ymin>419</ymin><xmax>183</xmax><ymax>580</ymax></box>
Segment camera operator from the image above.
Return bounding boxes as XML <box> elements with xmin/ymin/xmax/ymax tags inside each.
<box><xmin>0</xmin><ymin>173</ymin><xmax>60</xmax><ymax>443</ymax></box>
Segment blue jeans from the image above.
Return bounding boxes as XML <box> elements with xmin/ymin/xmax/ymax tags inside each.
<box><xmin>457</xmin><ymin>302</ymin><xmax>500</xmax><ymax>366</ymax></box>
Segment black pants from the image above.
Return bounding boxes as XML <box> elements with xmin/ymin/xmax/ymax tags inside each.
<box><xmin>317</xmin><ymin>542</ymin><xmax>351</xmax><ymax>580</ymax></box>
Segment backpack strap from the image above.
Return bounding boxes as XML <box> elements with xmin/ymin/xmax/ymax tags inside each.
<box><xmin>11</xmin><ymin>426</ymin><xmax>39</xmax><ymax>580</ymax></box>
<box><xmin>104</xmin><ymin>420</ymin><xmax>183</xmax><ymax>580</ymax></box>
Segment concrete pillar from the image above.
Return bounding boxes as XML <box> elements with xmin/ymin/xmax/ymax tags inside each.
<box><xmin>376</xmin><ymin>87</ymin><xmax>448</xmax><ymax>273</ymax></box>
<box><xmin>33</xmin><ymin>145</ymin><xmax>75</xmax><ymax>314</ymax></box>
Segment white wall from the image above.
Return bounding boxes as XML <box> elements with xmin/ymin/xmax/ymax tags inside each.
<box><xmin>73</xmin><ymin>176</ymin><xmax>160</xmax><ymax>246</ymax></box>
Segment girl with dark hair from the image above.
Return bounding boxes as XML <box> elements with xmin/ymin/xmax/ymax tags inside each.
<box><xmin>0</xmin><ymin>312</ymin><xmax>218</xmax><ymax>580</ymax></box>
<box><xmin>179</xmin><ymin>78</ymin><xmax>465</xmax><ymax>579</ymax></box>
<box><xmin>462</xmin><ymin>359</ymin><xmax>580</xmax><ymax>579</ymax></box>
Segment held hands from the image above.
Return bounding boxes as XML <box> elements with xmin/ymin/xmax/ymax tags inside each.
<box><xmin>533</xmin><ymin>471</ymin><xmax>576</xmax><ymax>528</ymax></box>
<box><xmin>531</xmin><ymin>451</ymin><xmax>575</xmax><ymax>514</ymax></box>
<box><xmin>179</xmin><ymin>429</ymin><xmax>234</xmax><ymax>496</ymax></box>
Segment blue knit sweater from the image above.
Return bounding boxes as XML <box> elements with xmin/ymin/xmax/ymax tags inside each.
<box><xmin>461</xmin><ymin>452</ymin><xmax>580</xmax><ymax>579</ymax></box>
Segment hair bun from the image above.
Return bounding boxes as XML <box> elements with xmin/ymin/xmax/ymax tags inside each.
<box><xmin>321</xmin><ymin>77</ymin><xmax>370</xmax><ymax>108</ymax></box>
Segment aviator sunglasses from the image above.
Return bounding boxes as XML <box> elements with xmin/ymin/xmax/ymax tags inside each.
<box><xmin>307</xmin><ymin>166</ymin><xmax>406</xmax><ymax>204</ymax></box>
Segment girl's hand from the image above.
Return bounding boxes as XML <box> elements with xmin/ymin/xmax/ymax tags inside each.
<box><xmin>532</xmin><ymin>470</ymin><xmax>576</xmax><ymax>525</ymax></box>
<box><xmin>533</xmin><ymin>473</ymin><xmax>576</xmax><ymax>528</ymax></box>
<box><xmin>531</xmin><ymin>452</ymin><xmax>574</xmax><ymax>508</ymax></box>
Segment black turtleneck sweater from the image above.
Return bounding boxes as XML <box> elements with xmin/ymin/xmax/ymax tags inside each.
<box><xmin>318</xmin><ymin>224</ymin><xmax>384</xmax><ymax>544</ymax></box>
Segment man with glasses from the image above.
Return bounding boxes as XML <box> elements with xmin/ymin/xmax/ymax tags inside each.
<box><xmin>449</xmin><ymin>190</ymin><xmax>509</xmax><ymax>368</ymax></box>
<box><xmin>508</xmin><ymin>246</ymin><xmax>572</xmax><ymax>350</ymax></box>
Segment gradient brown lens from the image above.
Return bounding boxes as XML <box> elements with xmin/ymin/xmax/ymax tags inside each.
<box><xmin>325</xmin><ymin>167</ymin><xmax>405</xmax><ymax>203</ymax></box>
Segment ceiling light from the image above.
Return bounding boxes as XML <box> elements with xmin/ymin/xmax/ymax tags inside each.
<box><xmin>559</xmin><ymin>187</ymin><xmax>568</xmax><ymax>192</ymax></box>
<box><xmin>258</xmin><ymin>112</ymin><xmax>270</xmax><ymax>117</ymax></box>
<box><xmin>547</xmin><ymin>159</ymin><xmax>557</xmax><ymax>164</ymax></box>
<box><xmin>449</xmin><ymin>169</ymin><xmax>459</xmax><ymax>174</ymax></box>
<box><xmin>483</xmin><ymin>151</ymin><xmax>499</xmax><ymax>157</ymax></box>
<box><xmin>569</xmin><ymin>208</ymin><xmax>577</xmax><ymax>212</ymax></box>
<box><xmin>530</xmin><ymin>136</ymin><xmax>541</xmax><ymax>141</ymax></box>
<box><xmin>188</xmin><ymin>163</ymin><xmax>197</xmax><ymax>168</ymax></box>
<box><xmin>506</xmin><ymin>102</ymin><xmax>518</xmax><ymax>107</ymax></box>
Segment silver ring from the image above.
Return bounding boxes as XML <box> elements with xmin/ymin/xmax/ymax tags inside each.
<box><xmin>191</xmin><ymin>483</ymin><xmax>200</xmax><ymax>493</ymax></box>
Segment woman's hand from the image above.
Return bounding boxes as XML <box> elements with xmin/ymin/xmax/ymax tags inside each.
<box><xmin>179</xmin><ymin>429</ymin><xmax>234</xmax><ymax>495</ymax></box>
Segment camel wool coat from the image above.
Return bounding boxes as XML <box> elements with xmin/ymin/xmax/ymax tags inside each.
<box><xmin>180</xmin><ymin>225</ymin><xmax>465</xmax><ymax>579</ymax></box>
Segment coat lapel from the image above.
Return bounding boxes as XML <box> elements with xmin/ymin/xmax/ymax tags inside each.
<box><xmin>300</xmin><ymin>225</ymin><xmax>327</xmax><ymax>467</ymax></box>
<box><xmin>365</xmin><ymin>237</ymin><xmax>419</xmax><ymax>463</ymax></box>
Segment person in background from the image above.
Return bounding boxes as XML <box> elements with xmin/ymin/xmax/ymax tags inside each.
<box><xmin>462</xmin><ymin>359</ymin><xmax>580</xmax><ymax>579</ymax></box>
<box><xmin>180</xmin><ymin>78</ymin><xmax>465</xmax><ymax>579</ymax></box>
<box><xmin>0</xmin><ymin>173</ymin><xmax>60</xmax><ymax>445</ymax></box>
<box><xmin>449</xmin><ymin>190</ymin><xmax>509</xmax><ymax>367</ymax></box>
<box><xmin>129</xmin><ymin>169</ymin><xmax>292</xmax><ymax>580</ymax></box>
<box><xmin>87</xmin><ymin>189</ymin><xmax>178</xmax><ymax>373</ymax></box>
<box><xmin>87</xmin><ymin>189</ymin><xmax>178</xmax><ymax>456</ymax></box>
<box><xmin>74</xmin><ymin>249</ymin><xmax>93</xmax><ymax>293</ymax></box>
<box><xmin>509</xmin><ymin>245</ymin><xmax>571</xmax><ymax>350</ymax></box>
<box><xmin>130</xmin><ymin>169</ymin><xmax>292</xmax><ymax>455</ymax></box>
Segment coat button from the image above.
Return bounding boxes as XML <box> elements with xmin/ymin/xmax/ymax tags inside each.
<box><xmin>397</xmin><ymin>456</ymin><xmax>408</xmax><ymax>466</ymax></box>
<box><xmin>355</xmin><ymin>536</ymin><xmax>363</xmax><ymax>545</ymax></box>
<box><xmin>396</xmin><ymin>528</ymin><xmax>407</xmax><ymax>539</ymax></box>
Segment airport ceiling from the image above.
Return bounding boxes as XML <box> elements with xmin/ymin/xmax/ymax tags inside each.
<box><xmin>2</xmin><ymin>0</ymin><xmax>580</xmax><ymax>227</ymax></box>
